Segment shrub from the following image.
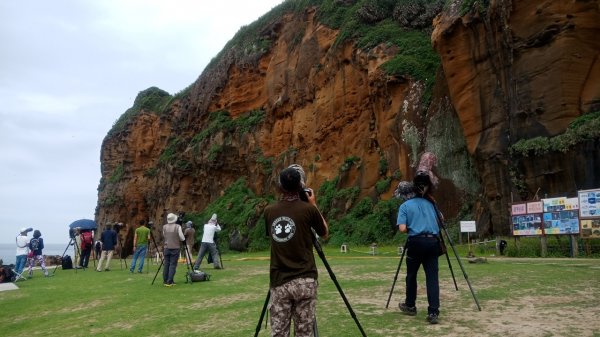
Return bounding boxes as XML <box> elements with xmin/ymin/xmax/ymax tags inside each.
<box><xmin>109</xmin><ymin>87</ymin><xmax>172</xmax><ymax>136</ymax></box>
<box><xmin>108</xmin><ymin>164</ymin><xmax>124</xmax><ymax>184</ymax></box>
<box><xmin>510</xmin><ymin>110</ymin><xmax>600</xmax><ymax>157</ymax></box>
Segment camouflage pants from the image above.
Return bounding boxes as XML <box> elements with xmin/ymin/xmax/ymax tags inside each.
<box><xmin>269</xmin><ymin>277</ymin><xmax>317</xmax><ymax>337</ymax></box>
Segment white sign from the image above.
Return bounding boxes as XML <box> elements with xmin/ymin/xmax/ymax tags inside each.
<box><xmin>579</xmin><ymin>189</ymin><xmax>600</xmax><ymax>218</ymax></box>
<box><xmin>460</xmin><ymin>221</ymin><xmax>476</xmax><ymax>233</ymax></box>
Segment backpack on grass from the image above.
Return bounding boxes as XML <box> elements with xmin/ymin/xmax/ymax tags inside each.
<box><xmin>62</xmin><ymin>255</ymin><xmax>73</xmax><ymax>270</ymax></box>
<box><xmin>187</xmin><ymin>270</ymin><xmax>210</xmax><ymax>283</ymax></box>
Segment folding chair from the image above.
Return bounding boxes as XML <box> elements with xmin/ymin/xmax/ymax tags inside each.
<box><xmin>9</xmin><ymin>265</ymin><xmax>27</xmax><ymax>282</ymax></box>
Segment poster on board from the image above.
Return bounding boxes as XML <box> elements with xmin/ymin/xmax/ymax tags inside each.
<box><xmin>512</xmin><ymin>214</ymin><xmax>543</xmax><ymax>235</ymax></box>
<box><xmin>542</xmin><ymin>197</ymin><xmax>567</xmax><ymax>212</ymax></box>
<box><xmin>511</xmin><ymin>203</ymin><xmax>527</xmax><ymax>216</ymax></box>
<box><xmin>580</xmin><ymin>219</ymin><xmax>600</xmax><ymax>238</ymax></box>
<box><xmin>579</xmin><ymin>188</ymin><xmax>600</xmax><ymax>218</ymax></box>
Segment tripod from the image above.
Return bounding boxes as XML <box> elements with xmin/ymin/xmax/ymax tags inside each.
<box><xmin>53</xmin><ymin>236</ymin><xmax>80</xmax><ymax>275</ymax></box>
<box><xmin>182</xmin><ymin>242</ymin><xmax>196</xmax><ymax>284</ymax></box>
<box><xmin>116</xmin><ymin>231</ymin><xmax>128</xmax><ymax>270</ymax></box>
<box><xmin>385</xmin><ymin>199</ymin><xmax>481</xmax><ymax>311</ymax></box>
<box><xmin>254</xmin><ymin>233</ymin><xmax>368</xmax><ymax>337</ymax></box>
<box><xmin>147</xmin><ymin>227</ymin><xmax>162</xmax><ymax>274</ymax></box>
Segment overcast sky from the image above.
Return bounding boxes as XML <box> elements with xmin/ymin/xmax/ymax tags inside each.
<box><xmin>0</xmin><ymin>0</ymin><xmax>284</xmax><ymax>245</ymax></box>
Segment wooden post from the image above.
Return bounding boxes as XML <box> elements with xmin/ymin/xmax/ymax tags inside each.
<box><xmin>570</xmin><ymin>235</ymin><xmax>579</xmax><ymax>257</ymax></box>
<box><xmin>495</xmin><ymin>236</ymin><xmax>500</xmax><ymax>256</ymax></box>
<box><xmin>540</xmin><ymin>236</ymin><xmax>547</xmax><ymax>257</ymax></box>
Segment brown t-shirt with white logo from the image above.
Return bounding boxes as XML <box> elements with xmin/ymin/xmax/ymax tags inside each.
<box><xmin>264</xmin><ymin>199</ymin><xmax>327</xmax><ymax>288</ymax></box>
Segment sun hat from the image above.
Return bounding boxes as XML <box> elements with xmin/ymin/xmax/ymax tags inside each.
<box><xmin>167</xmin><ymin>213</ymin><xmax>178</xmax><ymax>224</ymax></box>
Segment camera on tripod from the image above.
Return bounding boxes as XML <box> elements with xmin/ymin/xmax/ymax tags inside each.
<box><xmin>114</xmin><ymin>222</ymin><xmax>124</xmax><ymax>231</ymax></box>
<box><xmin>177</xmin><ymin>212</ymin><xmax>186</xmax><ymax>225</ymax></box>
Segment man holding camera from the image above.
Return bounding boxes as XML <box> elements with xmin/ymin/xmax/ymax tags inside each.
<box><xmin>264</xmin><ymin>164</ymin><xmax>328</xmax><ymax>337</ymax></box>
<box><xmin>162</xmin><ymin>213</ymin><xmax>185</xmax><ymax>286</ymax></box>
<box><xmin>397</xmin><ymin>152</ymin><xmax>442</xmax><ymax>325</ymax></box>
<box><xmin>15</xmin><ymin>227</ymin><xmax>32</xmax><ymax>275</ymax></box>
<box><xmin>193</xmin><ymin>214</ymin><xmax>221</xmax><ymax>270</ymax></box>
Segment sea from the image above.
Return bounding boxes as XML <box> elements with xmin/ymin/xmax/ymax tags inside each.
<box><xmin>0</xmin><ymin>243</ymin><xmax>72</xmax><ymax>265</ymax></box>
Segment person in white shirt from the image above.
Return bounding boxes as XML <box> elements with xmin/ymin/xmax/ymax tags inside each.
<box><xmin>15</xmin><ymin>227</ymin><xmax>31</xmax><ymax>274</ymax></box>
<box><xmin>193</xmin><ymin>213</ymin><xmax>222</xmax><ymax>270</ymax></box>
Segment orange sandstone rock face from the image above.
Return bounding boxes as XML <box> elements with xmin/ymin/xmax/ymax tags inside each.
<box><xmin>97</xmin><ymin>10</ymin><xmax>425</xmax><ymax>249</ymax></box>
<box><xmin>432</xmin><ymin>0</ymin><xmax>600</xmax><ymax>234</ymax></box>
<box><xmin>98</xmin><ymin>2</ymin><xmax>600</xmax><ymax>243</ymax></box>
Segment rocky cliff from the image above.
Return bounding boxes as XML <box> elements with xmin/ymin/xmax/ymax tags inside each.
<box><xmin>96</xmin><ymin>0</ymin><xmax>600</xmax><ymax>252</ymax></box>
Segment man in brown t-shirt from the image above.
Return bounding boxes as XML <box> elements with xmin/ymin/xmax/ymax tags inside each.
<box><xmin>264</xmin><ymin>164</ymin><xmax>328</xmax><ymax>337</ymax></box>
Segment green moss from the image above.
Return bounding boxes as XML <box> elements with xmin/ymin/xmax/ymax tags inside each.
<box><xmin>340</xmin><ymin>155</ymin><xmax>360</xmax><ymax>172</ymax></box>
<box><xmin>235</xmin><ymin>109</ymin><xmax>266</xmax><ymax>133</ymax></box>
<box><xmin>375</xmin><ymin>176</ymin><xmax>392</xmax><ymax>195</ymax></box>
<box><xmin>255</xmin><ymin>149</ymin><xmax>275</xmax><ymax>176</ymax></box>
<box><xmin>108</xmin><ymin>164</ymin><xmax>124</xmax><ymax>184</ymax></box>
<box><xmin>510</xmin><ymin>111</ymin><xmax>600</xmax><ymax>157</ymax></box>
<box><xmin>159</xmin><ymin>138</ymin><xmax>181</xmax><ymax>164</ymax></box>
<box><xmin>460</xmin><ymin>0</ymin><xmax>489</xmax><ymax>16</ymax></box>
<box><xmin>208</xmin><ymin>144</ymin><xmax>223</xmax><ymax>161</ymax></box>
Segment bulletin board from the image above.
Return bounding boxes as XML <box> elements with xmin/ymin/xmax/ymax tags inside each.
<box><xmin>542</xmin><ymin>197</ymin><xmax>580</xmax><ymax>234</ymax></box>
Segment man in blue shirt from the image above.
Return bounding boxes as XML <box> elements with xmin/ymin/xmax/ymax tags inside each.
<box><xmin>396</xmin><ymin>172</ymin><xmax>441</xmax><ymax>324</ymax></box>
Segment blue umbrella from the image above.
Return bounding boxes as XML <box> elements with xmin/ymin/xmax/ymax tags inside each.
<box><xmin>69</xmin><ymin>219</ymin><xmax>97</xmax><ymax>230</ymax></box>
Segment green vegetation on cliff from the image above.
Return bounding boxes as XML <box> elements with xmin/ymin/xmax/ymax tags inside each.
<box><xmin>510</xmin><ymin>111</ymin><xmax>600</xmax><ymax>157</ymax></box>
<box><xmin>108</xmin><ymin>87</ymin><xmax>172</xmax><ymax>136</ymax></box>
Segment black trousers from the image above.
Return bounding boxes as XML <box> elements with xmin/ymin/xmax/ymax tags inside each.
<box><xmin>405</xmin><ymin>236</ymin><xmax>440</xmax><ymax>315</ymax></box>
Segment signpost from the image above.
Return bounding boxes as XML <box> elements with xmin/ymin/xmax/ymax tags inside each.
<box><xmin>460</xmin><ymin>221</ymin><xmax>476</xmax><ymax>255</ymax></box>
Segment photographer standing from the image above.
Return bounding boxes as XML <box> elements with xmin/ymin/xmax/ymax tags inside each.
<box><xmin>264</xmin><ymin>164</ymin><xmax>328</xmax><ymax>337</ymax></box>
<box><xmin>96</xmin><ymin>225</ymin><xmax>117</xmax><ymax>272</ymax></box>
<box><xmin>162</xmin><ymin>213</ymin><xmax>185</xmax><ymax>286</ymax></box>
<box><xmin>130</xmin><ymin>220</ymin><xmax>150</xmax><ymax>273</ymax></box>
<box><xmin>193</xmin><ymin>214</ymin><xmax>221</xmax><ymax>270</ymax></box>
<box><xmin>15</xmin><ymin>227</ymin><xmax>31</xmax><ymax>275</ymax></box>
<box><xmin>396</xmin><ymin>152</ymin><xmax>442</xmax><ymax>325</ymax></box>
<box><xmin>73</xmin><ymin>227</ymin><xmax>82</xmax><ymax>269</ymax></box>
<box><xmin>183</xmin><ymin>221</ymin><xmax>195</xmax><ymax>265</ymax></box>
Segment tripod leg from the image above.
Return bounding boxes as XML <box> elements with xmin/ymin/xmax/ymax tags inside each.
<box><xmin>182</xmin><ymin>244</ymin><xmax>194</xmax><ymax>284</ymax></box>
<box><xmin>440</xmin><ymin>234</ymin><xmax>459</xmax><ymax>291</ymax></box>
<box><xmin>151</xmin><ymin>258</ymin><xmax>164</xmax><ymax>285</ymax></box>
<box><xmin>442</xmin><ymin>226</ymin><xmax>482</xmax><ymax>311</ymax></box>
<box><xmin>254</xmin><ymin>290</ymin><xmax>270</xmax><ymax>337</ymax></box>
<box><xmin>313</xmin><ymin>239</ymin><xmax>367</xmax><ymax>337</ymax></box>
<box><xmin>385</xmin><ymin>239</ymin><xmax>407</xmax><ymax>308</ymax></box>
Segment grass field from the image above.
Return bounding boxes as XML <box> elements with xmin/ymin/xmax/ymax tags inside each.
<box><xmin>2</xmin><ymin>246</ymin><xmax>599</xmax><ymax>337</ymax></box>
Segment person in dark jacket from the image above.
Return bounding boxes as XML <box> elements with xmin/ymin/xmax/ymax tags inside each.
<box><xmin>27</xmin><ymin>230</ymin><xmax>52</xmax><ymax>278</ymax></box>
<box><xmin>96</xmin><ymin>225</ymin><xmax>117</xmax><ymax>272</ymax></box>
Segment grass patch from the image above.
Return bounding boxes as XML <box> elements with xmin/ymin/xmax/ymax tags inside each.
<box><xmin>2</xmin><ymin>248</ymin><xmax>599</xmax><ymax>337</ymax></box>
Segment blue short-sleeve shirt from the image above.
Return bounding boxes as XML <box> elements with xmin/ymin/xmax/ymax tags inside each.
<box><xmin>397</xmin><ymin>198</ymin><xmax>439</xmax><ymax>236</ymax></box>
